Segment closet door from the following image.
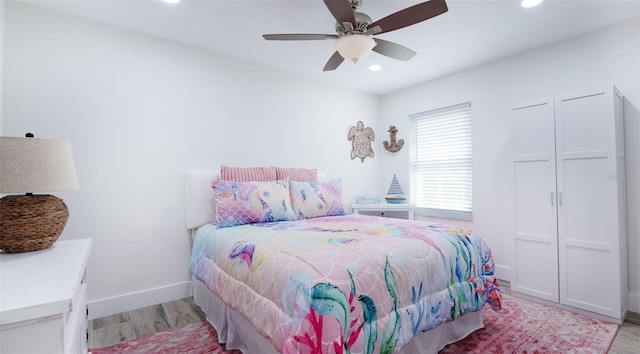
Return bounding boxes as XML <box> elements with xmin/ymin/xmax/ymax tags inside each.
<box><xmin>512</xmin><ymin>99</ymin><xmax>559</xmax><ymax>301</ymax></box>
<box><xmin>555</xmin><ymin>88</ymin><xmax>624</xmax><ymax>318</ymax></box>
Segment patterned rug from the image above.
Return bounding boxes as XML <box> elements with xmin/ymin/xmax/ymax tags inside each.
<box><xmin>89</xmin><ymin>320</ymin><xmax>241</xmax><ymax>354</ymax></box>
<box><xmin>91</xmin><ymin>294</ymin><xmax>619</xmax><ymax>353</ymax></box>
<box><xmin>442</xmin><ymin>294</ymin><xmax>620</xmax><ymax>353</ymax></box>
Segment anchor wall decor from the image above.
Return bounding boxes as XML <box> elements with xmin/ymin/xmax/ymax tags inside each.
<box><xmin>383</xmin><ymin>125</ymin><xmax>404</xmax><ymax>153</ymax></box>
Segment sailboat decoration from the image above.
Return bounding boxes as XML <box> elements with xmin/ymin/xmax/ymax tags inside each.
<box><xmin>385</xmin><ymin>174</ymin><xmax>407</xmax><ymax>204</ymax></box>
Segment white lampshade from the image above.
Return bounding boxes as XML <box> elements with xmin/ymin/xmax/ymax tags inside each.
<box><xmin>0</xmin><ymin>136</ymin><xmax>79</xmax><ymax>194</ymax></box>
<box><xmin>335</xmin><ymin>35</ymin><xmax>377</xmax><ymax>64</ymax></box>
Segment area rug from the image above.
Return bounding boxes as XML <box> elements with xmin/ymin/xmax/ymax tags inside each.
<box><xmin>441</xmin><ymin>294</ymin><xmax>620</xmax><ymax>353</ymax></box>
<box><xmin>91</xmin><ymin>294</ymin><xmax>619</xmax><ymax>353</ymax></box>
<box><xmin>89</xmin><ymin>320</ymin><xmax>241</xmax><ymax>354</ymax></box>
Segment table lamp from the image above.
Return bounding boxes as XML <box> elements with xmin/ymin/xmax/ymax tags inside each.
<box><xmin>0</xmin><ymin>133</ymin><xmax>79</xmax><ymax>253</ymax></box>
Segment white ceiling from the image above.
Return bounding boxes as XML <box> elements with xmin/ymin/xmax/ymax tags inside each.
<box><xmin>19</xmin><ymin>0</ymin><xmax>640</xmax><ymax>96</ymax></box>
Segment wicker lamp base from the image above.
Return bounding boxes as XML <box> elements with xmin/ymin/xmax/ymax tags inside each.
<box><xmin>0</xmin><ymin>195</ymin><xmax>69</xmax><ymax>253</ymax></box>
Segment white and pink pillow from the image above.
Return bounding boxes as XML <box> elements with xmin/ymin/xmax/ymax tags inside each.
<box><xmin>289</xmin><ymin>180</ymin><xmax>346</xmax><ymax>220</ymax></box>
<box><xmin>212</xmin><ymin>179</ymin><xmax>295</xmax><ymax>228</ymax></box>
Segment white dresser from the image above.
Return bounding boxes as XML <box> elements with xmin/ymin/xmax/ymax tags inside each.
<box><xmin>0</xmin><ymin>239</ymin><xmax>92</xmax><ymax>353</ymax></box>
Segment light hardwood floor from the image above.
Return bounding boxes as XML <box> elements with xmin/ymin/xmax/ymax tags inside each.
<box><xmin>89</xmin><ymin>285</ymin><xmax>640</xmax><ymax>353</ymax></box>
<box><xmin>88</xmin><ymin>297</ymin><xmax>205</xmax><ymax>349</ymax></box>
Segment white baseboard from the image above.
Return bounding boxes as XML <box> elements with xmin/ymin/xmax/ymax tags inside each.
<box><xmin>87</xmin><ymin>281</ymin><xmax>192</xmax><ymax>320</ymax></box>
<box><xmin>629</xmin><ymin>291</ymin><xmax>640</xmax><ymax>313</ymax></box>
<box><xmin>494</xmin><ymin>264</ymin><xmax>512</xmax><ymax>282</ymax></box>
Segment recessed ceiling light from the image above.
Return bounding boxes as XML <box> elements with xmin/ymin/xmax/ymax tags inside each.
<box><xmin>521</xmin><ymin>0</ymin><xmax>543</xmax><ymax>8</ymax></box>
<box><xmin>369</xmin><ymin>64</ymin><xmax>382</xmax><ymax>72</ymax></box>
<box><xmin>162</xmin><ymin>0</ymin><xmax>181</xmax><ymax>4</ymax></box>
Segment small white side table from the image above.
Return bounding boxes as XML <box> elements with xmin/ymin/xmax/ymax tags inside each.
<box><xmin>352</xmin><ymin>203</ymin><xmax>415</xmax><ymax>220</ymax></box>
<box><xmin>0</xmin><ymin>239</ymin><xmax>92</xmax><ymax>354</ymax></box>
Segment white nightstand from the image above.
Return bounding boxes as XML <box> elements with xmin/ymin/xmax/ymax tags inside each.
<box><xmin>352</xmin><ymin>203</ymin><xmax>415</xmax><ymax>220</ymax></box>
<box><xmin>0</xmin><ymin>239</ymin><xmax>92</xmax><ymax>354</ymax></box>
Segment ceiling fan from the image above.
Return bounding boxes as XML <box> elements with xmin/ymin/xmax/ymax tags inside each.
<box><xmin>262</xmin><ymin>0</ymin><xmax>448</xmax><ymax>71</ymax></box>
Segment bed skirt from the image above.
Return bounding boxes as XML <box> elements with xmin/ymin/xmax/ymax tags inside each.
<box><xmin>192</xmin><ymin>277</ymin><xmax>484</xmax><ymax>354</ymax></box>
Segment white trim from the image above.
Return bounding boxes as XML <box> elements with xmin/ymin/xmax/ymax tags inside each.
<box><xmin>629</xmin><ymin>291</ymin><xmax>640</xmax><ymax>313</ymax></box>
<box><xmin>494</xmin><ymin>264</ymin><xmax>512</xmax><ymax>282</ymax></box>
<box><xmin>409</xmin><ymin>102</ymin><xmax>471</xmax><ymax>119</ymax></box>
<box><xmin>414</xmin><ymin>207</ymin><xmax>472</xmax><ymax>221</ymax></box>
<box><xmin>87</xmin><ymin>281</ymin><xmax>192</xmax><ymax>320</ymax></box>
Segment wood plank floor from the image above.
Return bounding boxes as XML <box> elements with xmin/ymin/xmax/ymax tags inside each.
<box><xmin>89</xmin><ymin>286</ymin><xmax>640</xmax><ymax>353</ymax></box>
<box><xmin>88</xmin><ymin>297</ymin><xmax>205</xmax><ymax>349</ymax></box>
<box><xmin>611</xmin><ymin>319</ymin><xmax>640</xmax><ymax>354</ymax></box>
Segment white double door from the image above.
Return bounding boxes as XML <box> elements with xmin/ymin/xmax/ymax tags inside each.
<box><xmin>512</xmin><ymin>87</ymin><xmax>626</xmax><ymax>321</ymax></box>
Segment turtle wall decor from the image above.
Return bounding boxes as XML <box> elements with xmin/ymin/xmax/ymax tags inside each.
<box><xmin>348</xmin><ymin>121</ymin><xmax>375</xmax><ymax>162</ymax></box>
<box><xmin>383</xmin><ymin>125</ymin><xmax>404</xmax><ymax>153</ymax></box>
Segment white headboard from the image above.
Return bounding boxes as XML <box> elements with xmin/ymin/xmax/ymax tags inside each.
<box><xmin>185</xmin><ymin>171</ymin><xmax>220</xmax><ymax>230</ymax></box>
<box><xmin>185</xmin><ymin>170</ymin><xmax>326</xmax><ymax>230</ymax></box>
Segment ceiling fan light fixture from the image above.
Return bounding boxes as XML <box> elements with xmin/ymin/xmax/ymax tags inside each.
<box><xmin>335</xmin><ymin>35</ymin><xmax>376</xmax><ymax>64</ymax></box>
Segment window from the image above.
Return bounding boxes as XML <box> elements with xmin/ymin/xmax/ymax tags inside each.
<box><xmin>410</xmin><ymin>102</ymin><xmax>472</xmax><ymax>220</ymax></box>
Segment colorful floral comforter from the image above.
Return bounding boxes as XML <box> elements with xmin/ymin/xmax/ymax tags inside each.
<box><xmin>189</xmin><ymin>214</ymin><xmax>501</xmax><ymax>354</ymax></box>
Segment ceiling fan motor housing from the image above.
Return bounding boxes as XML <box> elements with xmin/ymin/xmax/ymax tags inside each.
<box><xmin>335</xmin><ymin>12</ymin><xmax>372</xmax><ymax>37</ymax></box>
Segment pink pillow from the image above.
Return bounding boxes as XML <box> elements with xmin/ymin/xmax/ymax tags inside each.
<box><xmin>275</xmin><ymin>167</ymin><xmax>318</xmax><ymax>182</ymax></box>
<box><xmin>220</xmin><ymin>166</ymin><xmax>276</xmax><ymax>182</ymax></box>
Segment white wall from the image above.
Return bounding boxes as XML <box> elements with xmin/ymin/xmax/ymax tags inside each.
<box><xmin>3</xmin><ymin>2</ymin><xmax>382</xmax><ymax>319</ymax></box>
<box><xmin>0</xmin><ymin>0</ymin><xmax>5</xmax><ymax>133</ymax></box>
<box><xmin>4</xmin><ymin>1</ymin><xmax>639</xmax><ymax>318</ymax></box>
<box><xmin>379</xmin><ymin>18</ymin><xmax>640</xmax><ymax>312</ymax></box>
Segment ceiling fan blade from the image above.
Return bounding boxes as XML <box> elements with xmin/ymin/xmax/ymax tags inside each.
<box><xmin>263</xmin><ymin>34</ymin><xmax>338</xmax><ymax>41</ymax></box>
<box><xmin>372</xmin><ymin>38</ymin><xmax>417</xmax><ymax>61</ymax></box>
<box><xmin>323</xmin><ymin>0</ymin><xmax>356</xmax><ymax>28</ymax></box>
<box><xmin>323</xmin><ymin>51</ymin><xmax>345</xmax><ymax>71</ymax></box>
<box><xmin>367</xmin><ymin>0</ymin><xmax>448</xmax><ymax>35</ymax></box>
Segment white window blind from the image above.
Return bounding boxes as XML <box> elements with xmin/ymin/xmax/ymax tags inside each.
<box><xmin>410</xmin><ymin>102</ymin><xmax>472</xmax><ymax>220</ymax></box>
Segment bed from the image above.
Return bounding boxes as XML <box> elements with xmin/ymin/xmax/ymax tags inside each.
<box><xmin>186</xmin><ymin>169</ymin><xmax>501</xmax><ymax>353</ymax></box>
